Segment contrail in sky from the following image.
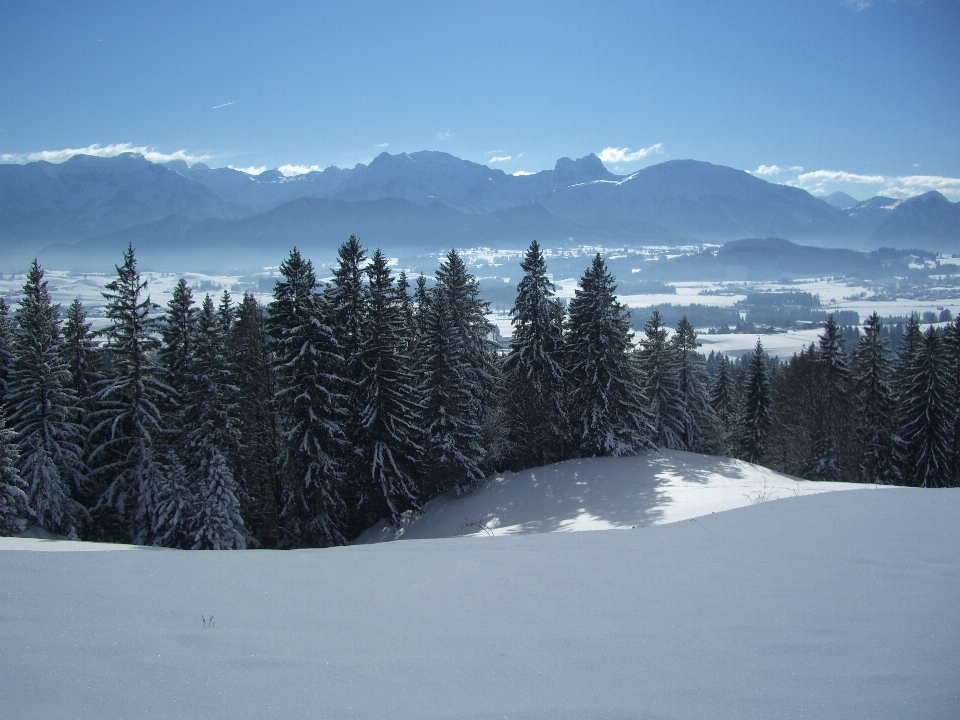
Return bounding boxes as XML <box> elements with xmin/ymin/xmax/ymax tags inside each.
<box><xmin>212</xmin><ymin>101</ymin><xmax>236</xmax><ymax>110</ymax></box>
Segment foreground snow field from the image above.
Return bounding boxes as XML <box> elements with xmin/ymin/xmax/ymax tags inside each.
<box><xmin>358</xmin><ymin>450</ymin><xmax>867</xmax><ymax>541</ymax></box>
<box><xmin>2</xmin><ymin>484</ymin><xmax>959</xmax><ymax>718</ymax></box>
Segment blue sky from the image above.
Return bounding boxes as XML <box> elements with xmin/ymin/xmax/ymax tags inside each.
<box><xmin>1</xmin><ymin>0</ymin><xmax>959</xmax><ymax>199</ymax></box>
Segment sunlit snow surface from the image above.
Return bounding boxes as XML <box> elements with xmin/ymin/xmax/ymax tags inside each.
<box><xmin>2</xmin><ymin>454</ymin><xmax>959</xmax><ymax>719</ymax></box>
<box><xmin>357</xmin><ymin>450</ymin><xmax>868</xmax><ymax>542</ymax></box>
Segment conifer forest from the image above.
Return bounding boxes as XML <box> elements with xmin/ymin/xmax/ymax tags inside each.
<box><xmin>1</xmin><ymin>237</ymin><xmax>959</xmax><ymax>548</ymax></box>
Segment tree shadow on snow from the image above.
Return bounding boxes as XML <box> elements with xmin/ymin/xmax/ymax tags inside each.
<box><xmin>395</xmin><ymin>450</ymin><xmax>755</xmax><ymax>540</ymax></box>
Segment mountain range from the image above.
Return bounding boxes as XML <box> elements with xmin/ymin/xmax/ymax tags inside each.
<box><xmin>0</xmin><ymin>150</ymin><xmax>957</xmax><ymax>271</ymax></box>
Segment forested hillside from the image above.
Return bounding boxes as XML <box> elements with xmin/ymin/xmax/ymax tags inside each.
<box><xmin>2</xmin><ymin>239</ymin><xmax>959</xmax><ymax>547</ymax></box>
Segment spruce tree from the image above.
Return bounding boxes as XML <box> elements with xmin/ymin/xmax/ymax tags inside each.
<box><xmin>0</xmin><ymin>405</ymin><xmax>29</xmax><ymax>536</ymax></box>
<box><xmin>900</xmin><ymin>325</ymin><xmax>952</xmax><ymax>488</ymax></box>
<box><xmin>90</xmin><ymin>245</ymin><xmax>173</xmax><ymax>543</ymax></box>
<box><xmin>183</xmin><ymin>295</ymin><xmax>248</xmax><ymax>549</ymax></box>
<box><xmin>564</xmin><ymin>254</ymin><xmax>652</xmax><ymax>457</ymax></box>
<box><xmin>418</xmin><ymin>288</ymin><xmax>484</xmax><ymax>493</ymax></box>
<box><xmin>150</xmin><ymin>450</ymin><xmax>194</xmax><ymax>548</ymax></box>
<box><xmin>0</xmin><ymin>297</ymin><xmax>15</xmax><ymax>408</ymax></box>
<box><xmin>805</xmin><ymin>315</ymin><xmax>853</xmax><ymax>480</ymax></box>
<box><xmin>235</xmin><ymin>293</ymin><xmax>283</xmax><ymax>546</ymax></box>
<box><xmin>357</xmin><ymin>249</ymin><xmax>422</xmax><ymax>524</ymax></box>
<box><xmin>943</xmin><ymin>316</ymin><xmax>960</xmax><ymax>486</ymax></box>
<box><xmin>502</xmin><ymin>240</ymin><xmax>567</xmax><ymax>468</ymax></box>
<box><xmin>268</xmin><ymin>248</ymin><xmax>348</xmax><ymax>547</ymax></box>
<box><xmin>636</xmin><ymin>310</ymin><xmax>684</xmax><ymax>450</ymax></box>
<box><xmin>739</xmin><ymin>339</ymin><xmax>771</xmax><ymax>464</ymax></box>
<box><xmin>192</xmin><ymin>449</ymin><xmax>247</xmax><ymax>549</ymax></box>
<box><xmin>396</xmin><ymin>271</ymin><xmax>417</xmax><ymax>347</ymax></box>
<box><xmin>710</xmin><ymin>353</ymin><xmax>737</xmax><ymax>456</ymax></box>
<box><xmin>8</xmin><ymin>260</ymin><xmax>87</xmax><ymax>536</ymax></box>
<box><xmin>158</xmin><ymin>278</ymin><xmax>196</xmax><ymax>403</ymax></box>
<box><xmin>417</xmin><ymin>251</ymin><xmax>497</xmax><ymax>494</ymax></box>
<box><xmin>413</xmin><ymin>274</ymin><xmax>430</xmax><ymax>339</ymax></box>
<box><xmin>214</xmin><ymin>289</ymin><xmax>243</xmax><ymax>481</ymax></box>
<box><xmin>670</xmin><ymin>316</ymin><xmax>718</xmax><ymax>453</ymax></box>
<box><xmin>893</xmin><ymin>315</ymin><xmax>923</xmax><ymax>483</ymax></box>
<box><xmin>767</xmin><ymin>345</ymin><xmax>819</xmax><ymax>478</ymax></box>
<box><xmin>328</xmin><ymin>236</ymin><xmax>369</xmax><ymax>518</ymax></box>
<box><xmin>851</xmin><ymin>312</ymin><xmax>902</xmax><ymax>484</ymax></box>
<box><xmin>62</xmin><ymin>297</ymin><xmax>96</xmax><ymax>405</ymax></box>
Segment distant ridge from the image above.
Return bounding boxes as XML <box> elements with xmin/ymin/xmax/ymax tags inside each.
<box><xmin>1</xmin><ymin>150</ymin><xmax>957</xmax><ymax>270</ymax></box>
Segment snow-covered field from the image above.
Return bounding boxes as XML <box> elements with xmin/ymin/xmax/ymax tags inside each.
<box><xmin>3</xmin><ymin>453</ymin><xmax>959</xmax><ymax>718</ymax></box>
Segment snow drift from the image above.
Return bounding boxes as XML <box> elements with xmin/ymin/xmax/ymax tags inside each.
<box><xmin>357</xmin><ymin>449</ymin><xmax>868</xmax><ymax>542</ymax></box>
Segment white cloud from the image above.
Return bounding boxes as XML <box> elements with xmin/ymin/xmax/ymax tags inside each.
<box><xmin>486</xmin><ymin>150</ymin><xmax>503</xmax><ymax>155</ymax></box>
<box><xmin>796</xmin><ymin>169</ymin><xmax>887</xmax><ymax>185</ymax></box>
<box><xmin>841</xmin><ymin>0</ymin><xmax>871</xmax><ymax>11</ymax></box>
<box><xmin>598</xmin><ymin>143</ymin><xmax>664</xmax><ymax>164</ymax></box>
<box><xmin>776</xmin><ymin>166</ymin><xmax>960</xmax><ymax>200</ymax></box>
<box><xmin>229</xmin><ymin>165</ymin><xmax>267</xmax><ymax>175</ymax></box>
<box><xmin>512</xmin><ymin>170</ymin><xmax>535</xmax><ymax>176</ymax></box>
<box><xmin>489</xmin><ymin>155</ymin><xmax>512</xmax><ymax>163</ymax></box>
<box><xmin>277</xmin><ymin>164</ymin><xmax>322</xmax><ymax>177</ymax></box>
<box><xmin>0</xmin><ymin>143</ymin><xmax>208</xmax><ymax>165</ymax></box>
<box><xmin>211</xmin><ymin>101</ymin><xmax>236</xmax><ymax>110</ymax></box>
<box><xmin>883</xmin><ymin>175</ymin><xmax>960</xmax><ymax>199</ymax></box>
<box><xmin>435</xmin><ymin>130</ymin><xmax>451</xmax><ymax>141</ymax></box>
<box><xmin>375</xmin><ymin>143</ymin><xmax>388</xmax><ymax>148</ymax></box>
<box><xmin>750</xmin><ymin>164</ymin><xmax>785</xmax><ymax>176</ymax></box>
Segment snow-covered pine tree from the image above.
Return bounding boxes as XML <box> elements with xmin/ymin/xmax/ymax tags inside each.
<box><xmin>90</xmin><ymin>245</ymin><xmax>173</xmax><ymax>543</ymax></box>
<box><xmin>851</xmin><ymin>312</ymin><xmax>902</xmax><ymax>484</ymax></box>
<box><xmin>216</xmin><ymin>289</ymin><xmax>236</xmax><ymax>338</ymax></box>
<box><xmin>268</xmin><ymin>248</ymin><xmax>348</xmax><ymax>547</ymax></box>
<box><xmin>328</xmin><ymin>236</ymin><xmax>369</xmax><ymax>518</ymax></box>
<box><xmin>158</xmin><ymin>278</ymin><xmax>197</xmax><ymax>410</ymax></box>
<box><xmin>710</xmin><ymin>353</ymin><xmax>737</xmax><ymax>456</ymax></box>
<box><xmin>62</xmin><ymin>297</ymin><xmax>100</xmax><ymax>511</ymax></box>
<box><xmin>671</xmin><ymin>316</ymin><xmax>719</xmax><ymax>453</ymax></box>
<box><xmin>62</xmin><ymin>297</ymin><xmax>97</xmax><ymax>405</ymax></box>
<box><xmin>0</xmin><ymin>405</ymin><xmax>29</xmax><ymax>536</ymax></box>
<box><xmin>192</xmin><ymin>448</ymin><xmax>247</xmax><ymax>550</ymax></box>
<box><xmin>899</xmin><ymin>325</ymin><xmax>952</xmax><ymax>488</ymax></box>
<box><xmin>396</xmin><ymin>271</ymin><xmax>416</xmax><ymax>347</ymax></box>
<box><xmin>636</xmin><ymin>310</ymin><xmax>685</xmax><ymax>450</ymax></box>
<box><xmin>234</xmin><ymin>293</ymin><xmax>282</xmax><ymax>546</ymax></box>
<box><xmin>502</xmin><ymin>240</ymin><xmax>567</xmax><ymax>468</ymax></box>
<box><xmin>805</xmin><ymin>315</ymin><xmax>854</xmax><ymax>480</ymax></box>
<box><xmin>943</xmin><ymin>316</ymin><xmax>960</xmax><ymax>487</ymax></box>
<box><xmin>417</xmin><ymin>250</ymin><xmax>498</xmax><ymax>494</ymax></box>
<box><xmin>8</xmin><ymin>260</ymin><xmax>88</xmax><ymax>536</ymax></box>
<box><xmin>150</xmin><ymin>451</ymin><xmax>194</xmax><ymax>548</ymax></box>
<box><xmin>564</xmin><ymin>254</ymin><xmax>652</xmax><ymax>457</ymax></box>
<box><xmin>183</xmin><ymin>295</ymin><xmax>248</xmax><ymax>549</ymax></box>
<box><xmin>417</xmin><ymin>286</ymin><xmax>485</xmax><ymax>494</ymax></box>
<box><xmin>356</xmin><ymin>249</ymin><xmax>422</xmax><ymax>524</ymax></box>
<box><xmin>214</xmin><ymin>289</ymin><xmax>244</xmax><ymax>482</ymax></box>
<box><xmin>0</xmin><ymin>297</ymin><xmax>14</xmax><ymax>408</ymax></box>
<box><xmin>893</xmin><ymin>314</ymin><xmax>923</xmax><ymax>482</ymax></box>
<box><xmin>739</xmin><ymin>339</ymin><xmax>771</xmax><ymax>464</ymax></box>
<box><xmin>413</xmin><ymin>274</ymin><xmax>430</xmax><ymax>339</ymax></box>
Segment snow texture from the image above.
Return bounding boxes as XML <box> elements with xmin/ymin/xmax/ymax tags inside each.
<box><xmin>1</xmin><ymin>481</ymin><xmax>958</xmax><ymax>718</ymax></box>
<box><xmin>359</xmin><ymin>449</ymin><xmax>868</xmax><ymax>541</ymax></box>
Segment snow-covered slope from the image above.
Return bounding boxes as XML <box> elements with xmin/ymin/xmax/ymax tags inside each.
<box><xmin>358</xmin><ymin>450</ymin><xmax>867</xmax><ymax>542</ymax></box>
<box><xmin>2</xmin><ymin>488</ymin><xmax>958</xmax><ymax>718</ymax></box>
